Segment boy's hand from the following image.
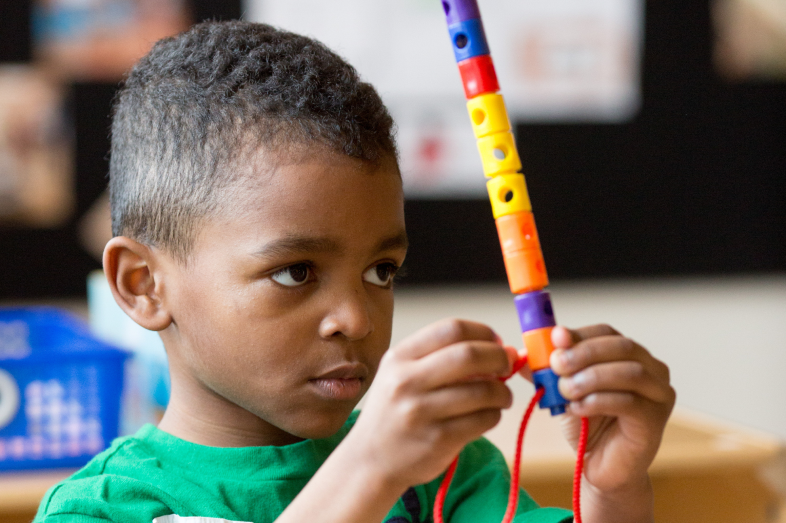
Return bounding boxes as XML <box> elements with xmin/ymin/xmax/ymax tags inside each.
<box><xmin>547</xmin><ymin>324</ymin><xmax>675</xmax><ymax>522</ymax></box>
<box><xmin>348</xmin><ymin>319</ymin><xmax>517</xmax><ymax>490</ymax></box>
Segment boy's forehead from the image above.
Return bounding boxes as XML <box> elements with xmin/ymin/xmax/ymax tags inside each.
<box><xmin>212</xmin><ymin>143</ymin><xmax>405</xmax><ymax>241</ymax></box>
<box><xmin>237</xmin><ymin>141</ymin><xmax>400</xmax><ymax>189</ymax></box>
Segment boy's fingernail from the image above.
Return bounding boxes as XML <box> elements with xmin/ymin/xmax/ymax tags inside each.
<box><xmin>551</xmin><ymin>349</ymin><xmax>570</xmax><ymax>368</ymax></box>
<box><xmin>558</xmin><ymin>376</ymin><xmax>571</xmax><ymax>397</ymax></box>
<box><xmin>569</xmin><ymin>371</ymin><xmax>586</xmax><ymax>391</ymax></box>
<box><xmin>493</xmin><ymin>332</ymin><xmax>503</xmax><ymax>345</ymax></box>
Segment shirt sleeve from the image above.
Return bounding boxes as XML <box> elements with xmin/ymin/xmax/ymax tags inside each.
<box><xmin>37</xmin><ymin>515</ymin><xmax>115</xmax><ymax>523</ymax></box>
<box><xmin>435</xmin><ymin>437</ymin><xmax>574</xmax><ymax>523</ymax></box>
<box><xmin>33</xmin><ymin>475</ymin><xmax>185</xmax><ymax>523</ymax></box>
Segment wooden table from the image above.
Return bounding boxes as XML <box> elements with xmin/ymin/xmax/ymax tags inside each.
<box><xmin>2</xmin><ymin>408</ymin><xmax>784</xmax><ymax>523</ymax></box>
<box><xmin>0</xmin><ymin>469</ymin><xmax>73</xmax><ymax>523</ymax></box>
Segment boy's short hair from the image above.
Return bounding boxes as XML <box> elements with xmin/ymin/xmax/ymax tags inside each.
<box><xmin>109</xmin><ymin>20</ymin><xmax>397</xmax><ymax>260</ymax></box>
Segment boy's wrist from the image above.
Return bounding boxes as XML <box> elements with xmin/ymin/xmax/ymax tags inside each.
<box><xmin>278</xmin><ymin>430</ymin><xmax>408</xmax><ymax>523</ymax></box>
<box><xmin>336</xmin><ymin>425</ymin><xmax>412</xmax><ymax>495</ymax></box>
<box><xmin>582</xmin><ymin>474</ymin><xmax>654</xmax><ymax>523</ymax></box>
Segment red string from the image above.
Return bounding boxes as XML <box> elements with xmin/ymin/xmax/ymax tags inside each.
<box><xmin>573</xmin><ymin>416</ymin><xmax>589</xmax><ymax>523</ymax></box>
<box><xmin>434</xmin><ymin>456</ymin><xmax>458</xmax><ymax>523</ymax></box>
<box><xmin>432</xmin><ymin>358</ymin><xmax>591</xmax><ymax>523</ymax></box>
<box><xmin>433</xmin><ymin>387</ymin><xmax>544</xmax><ymax>523</ymax></box>
<box><xmin>502</xmin><ymin>387</ymin><xmax>544</xmax><ymax>523</ymax></box>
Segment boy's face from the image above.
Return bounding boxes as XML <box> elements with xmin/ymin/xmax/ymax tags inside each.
<box><xmin>159</xmin><ymin>147</ymin><xmax>407</xmax><ymax>444</ymax></box>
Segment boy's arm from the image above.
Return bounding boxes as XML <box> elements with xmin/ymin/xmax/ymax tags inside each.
<box><xmin>276</xmin><ymin>319</ymin><xmax>517</xmax><ymax>523</ymax></box>
<box><xmin>547</xmin><ymin>324</ymin><xmax>676</xmax><ymax>523</ymax></box>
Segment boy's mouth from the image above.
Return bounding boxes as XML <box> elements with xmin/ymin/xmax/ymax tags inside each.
<box><xmin>309</xmin><ymin>363</ymin><xmax>368</xmax><ymax>401</ymax></box>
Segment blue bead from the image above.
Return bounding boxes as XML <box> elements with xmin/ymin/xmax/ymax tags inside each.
<box><xmin>447</xmin><ymin>19</ymin><xmax>489</xmax><ymax>62</ymax></box>
<box><xmin>533</xmin><ymin>368</ymin><xmax>568</xmax><ymax>416</ymax></box>
<box><xmin>514</xmin><ymin>290</ymin><xmax>556</xmax><ymax>333</ymax></box>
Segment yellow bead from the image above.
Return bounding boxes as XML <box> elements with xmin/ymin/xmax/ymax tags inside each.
<box><xmin>486</xmin><ymin>173</ymin><xmax>532</xmax><ymax>219</ymax></box>
<box><xmin>466</xmin><ymin>93</ymin><xmax>511</xmax><ymax>138</ymax></box>
<box><xmin>477</xmin><ymin>131</ymin><xmax>522</xmax><ymax>177</ymax></box>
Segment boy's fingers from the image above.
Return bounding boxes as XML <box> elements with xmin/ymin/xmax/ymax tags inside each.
<box><xmin>507</xmin><ymin>348</ymin><xmax>533</xmax><ymax>382</ymax></box>
<box><xmin>552</xmin><ymin>324</ymin><xmax>621</xmax><ymax>349</ymax></box>
<box><xmin>439</xmin><ymin>408</ymin><xmax>504</xmax><ymax>445</ymax></box>
<box><xmin>411</xmin><ymin>341</ymin><xmax>512</xmax><ymax>389</ymax></box>
<box><xmin>567</xmin><ymin>391</ymin><xmax>672</xmax><ymax>428</ymax></box>
<box><xmin>558</xmin><ymin>361</ymin><xmax>676</xmax><ymax>405</ymax></box>
<box><xmin>550</xmin><ymin>335</ymin><xmax>670</xmax><ymax>383</ymax></box>
<box><xmin>392</xmin><ymin>318</ymin><xmax>498</xmax><ymax>360</ymax></box>
<box><xmin>415</xmin><ymin>380</ymin><xmax>513</xmax><ymax>420</ymax></box>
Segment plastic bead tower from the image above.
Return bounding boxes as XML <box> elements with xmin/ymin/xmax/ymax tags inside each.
<box><xmin>441</xmin><ymin>0</ymin><xmax>568</xmax><ymax>416</ymax></box>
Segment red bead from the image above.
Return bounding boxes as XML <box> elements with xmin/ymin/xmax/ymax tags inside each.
<box><xmin>457</xmin><ymin>55</ymin><xmax>499</xmax><ymax>99</ymax></box>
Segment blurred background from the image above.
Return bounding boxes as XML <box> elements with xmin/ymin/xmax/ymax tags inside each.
<box><xmin>0</xmin><ymin>0</ymin><xmax>785</xmax><ymax>521</ymax></box>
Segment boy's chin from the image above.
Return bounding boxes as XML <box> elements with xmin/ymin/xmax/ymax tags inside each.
<box><xmin>273</xmin><ymin>404</ymin><xmax>358</xmax><ymax>441</ymax></box>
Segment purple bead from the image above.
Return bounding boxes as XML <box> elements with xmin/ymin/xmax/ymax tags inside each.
<box><xmin>442</xmin><ymin>0</ymin><xmax>481</xmax><ymax>25</ymax></box>
<box><xmin>514</xmin><ymin>290</ymin><xmax>556</xmax><ymax>333</ymax></box>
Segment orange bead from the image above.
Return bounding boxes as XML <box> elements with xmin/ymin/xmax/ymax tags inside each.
<box><xmin>522</xmin><ymin>326</ymin><xmax>555</xmax><ymax>372</ymax></box>
<box><xmin>495</xmin><ymin>211</ymin><xmax>541</xmax><ymax>255</ymax></box>
<box><xmin>502</xmin><ymin>248</ymin><xmax>549</xmax><ymax>295</ymax></box>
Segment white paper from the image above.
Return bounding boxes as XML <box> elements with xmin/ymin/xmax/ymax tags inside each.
<box><xmin>244</xmin><ymin>0</ymin><xmax>644</xmax><ymax>195</ymax></box>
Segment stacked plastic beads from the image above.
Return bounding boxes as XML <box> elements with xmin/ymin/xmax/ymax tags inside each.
<box><xmin>442</xmin><ymin>0</ymin><xmax>568</xmax><ymax>416</ymax></box>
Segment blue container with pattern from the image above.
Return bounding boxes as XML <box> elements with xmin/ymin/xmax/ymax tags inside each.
<box><xmin>0</xmin><ymin>308</ymin><xmax>128</xmax><ymax>471</ymax></box>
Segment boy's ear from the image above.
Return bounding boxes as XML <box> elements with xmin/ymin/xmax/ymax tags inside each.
<box><xmin>103</xmin><ymin>236</ymin><xmax>172</xmax><ymax>332</ymax></box>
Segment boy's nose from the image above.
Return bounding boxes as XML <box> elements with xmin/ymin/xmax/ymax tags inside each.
<box><xmin>318</xmin><ymin>288</ymin><xmax>374</xmax><ymax>341</ymax></box>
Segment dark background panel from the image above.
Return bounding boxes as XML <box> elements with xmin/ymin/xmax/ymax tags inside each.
<box><xmin>1</xmin><ymin>0</ymin><xmax>785</xmax><ymax>296</ymax></box>
<box><xmin>189</xmin><ymin>0</ymin><xmax>244</xmax><ymax>23</ymax></box>
<box><xmin>0</xmin><ymin>0</ymin><xmax>31</xmax><ymax>62</ymax></box>
<box><xmin>403</xmin><ymin>0</ymin><xmax>786</xmax><ymax>284</ymax></box>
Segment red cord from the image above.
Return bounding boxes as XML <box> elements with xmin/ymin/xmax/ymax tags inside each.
<box><xmin>433</xmin><ymin>387</ymin><xmax>544</xmax><ymax>523</ymax></box>
<box><xmin>573</xmin><ymin>416</ymin><xmax>589</xmax><ymax>523</ymax></box>
<box><xmin>434</xmin><ymin>456</ymin><xmax>458</xmax><ymax>523</ymax></box>
<box><xmin>502</xmin><ymin>387</ymin><xmax>544</xmax><ymax>523</ymax></box>
<box><xmin>433</xmin><ymin>360</ymin><xmax>592</xmax><ymax>523</ymax></box>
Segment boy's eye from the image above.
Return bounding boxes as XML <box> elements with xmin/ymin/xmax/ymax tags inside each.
<box><xmin>363</xmin><ymin>263</ymin><xmax>399</xmax><ymax>288</ymax></box>
<box><xmin>271</xmin><ymin>263</ymin><xmax>312</xmax><ymax>287</ymax></box>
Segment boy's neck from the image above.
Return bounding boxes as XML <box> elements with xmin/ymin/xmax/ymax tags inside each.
<box><xmin>158</xmin><ymin>366</ymin><xmax>305</xmax><ymax>448</ymax></box>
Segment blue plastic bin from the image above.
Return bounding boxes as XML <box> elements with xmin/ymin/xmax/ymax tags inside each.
<box><xmin>0</xmin><ymin>307</ymin><xmax>128</xmax><ymax>471</ymax></box>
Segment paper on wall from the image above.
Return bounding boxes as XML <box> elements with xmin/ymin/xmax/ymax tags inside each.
<box><xmin>244</xmin><ymin>0</ymin><xmax>644</xmax><ymax>196</ymax></box>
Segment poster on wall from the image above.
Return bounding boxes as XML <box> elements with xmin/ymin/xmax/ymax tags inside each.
<box><xmin>246</xmin><ymin>0</ymin><xmax>645</xmax><ymax>197</ymax></box>
<box><xmin>32</xmin><ymin>0</ymin><xmax>191</xmax><ymax>81</ymax></box>
<box><xmin>0</xmin><ymin>0</ymin><xmax>194</xmax><ymax>231</ymax></box>
<box><xmin>0</xmin><ymin>66</ymin><xmax>73</xmax><ymax>228</ymax></box>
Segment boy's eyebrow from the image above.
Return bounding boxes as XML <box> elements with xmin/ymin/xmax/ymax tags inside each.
<box><xmin>253</xmin><ymin>236</ymin><xmax>342</xmax><ymax>258</ymax></box>
<box><xmin>252</xmin><ymin>231</ymin><xmax>408</xmax><ymax>259</ymax></box>
<box><xmin>375</xmin><ymin>231</ymin><xmax>409</xmax><ymax>253</ymax></box>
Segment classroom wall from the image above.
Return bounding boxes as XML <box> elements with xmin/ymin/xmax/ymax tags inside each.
<box><xmin>390</xmin><ymin>276</ymin><xmax>786</xmax><ymax>439</ymax></box>
<box><xmin>0</xmin><ymin>0</ymin><xmax>784</xmax><ymax>298</ymax></box>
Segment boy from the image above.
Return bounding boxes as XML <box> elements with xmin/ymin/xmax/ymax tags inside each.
<box><xmin>35</xmin><ymin>21</ymin><xmax>674</xmax><ymax>523</ymax></box>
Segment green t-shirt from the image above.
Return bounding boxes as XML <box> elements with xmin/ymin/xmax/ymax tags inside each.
<box><xmin>34</xmin><ymin>412</ymin><xmax>572</xmax><ymax>523</ymax></box>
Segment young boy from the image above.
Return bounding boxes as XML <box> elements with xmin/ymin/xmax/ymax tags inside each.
<box><xmin>35</xmin><ymin>21</ymin><xmax>674</xmax><ymax>523</ymax></box>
